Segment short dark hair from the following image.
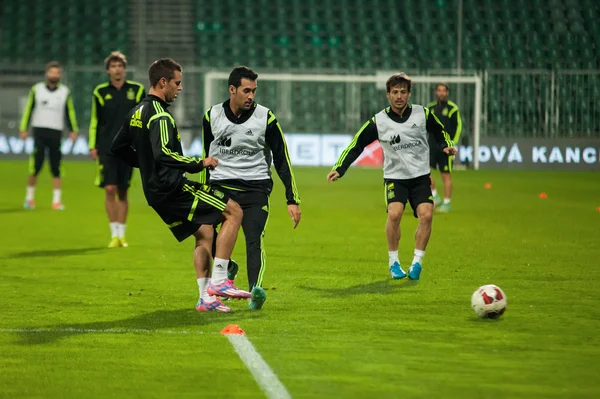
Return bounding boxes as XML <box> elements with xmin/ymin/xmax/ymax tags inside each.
<box><xmin>148</xmin><ymin>58</ymin><xmax>182</xmax><ymax>87</ymax></box>
<box><xmin>436</xmin><ymin>83</ymin><xmax>449</xmax><ymax>91</ymax></box>
<box><xmin>386</xmin><ymin>72</ymin><xmax>412</xmax><ymax>93</ymax></box>
<box><xmin>46</xmin><ymin>61</ymin><xmax>61</xmax><ymax>71</ymax></box>
<box><xmin>105</xmin><ymin>51</ymin><xmax>127</xmax><ymax>70</ymax></box>
<box><xmin>228</xmin><ymin>66</ymin><xmax>258</xmax><ymax>88</ymax></box>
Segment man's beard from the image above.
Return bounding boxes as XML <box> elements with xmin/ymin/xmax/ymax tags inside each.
<box><xmin>48</xmin><ymin>78</ymin><xmax>60</xmax><ymax>85</ymax></box>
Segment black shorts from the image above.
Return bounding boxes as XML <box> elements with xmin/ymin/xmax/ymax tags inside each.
<box><xmin>215</xmin><ymin>186</ymin><xmax>269</xmax><ymax>210</ymax></box>
<box><xmin>429</xmin><ymin>145</ymin><xmax>453</xmax><ymax>173</ymax></box>
<box><xmin>385</xmin><ymin>174</ymin><xmax>433</xmax><ymax>218</ymax></box>
<box><xmin>95</xmin><ymin>153</ymin><xmax>133</xmax><ymax>189</ymax></box>
<box><xmin>152</xmin><ymin>181</ymin><xmax>231</xmax><ymax>242</ymax></box>
<box><xmin>30</xmin><ymin>128</ymin><xmax>62</xmax><ymax>177</ymax></box>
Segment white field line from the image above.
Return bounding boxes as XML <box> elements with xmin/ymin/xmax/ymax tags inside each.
<box><xmin>0</xmin><ymin>328</ymin><xmax>216</xmax><ymax>335</ymax></box>
<box><xmin>1</xmin><ymin>327</ymin><xmax>291</xmax><ymax>398</ymax></box>
<box><xmin>226</xmin><ymin>334</ymin><xmax>292</xmax><ymax>399</ymax></box>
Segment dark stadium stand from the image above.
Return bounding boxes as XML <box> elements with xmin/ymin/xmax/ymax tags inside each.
<box><xmin>193</xmin><ymin>0</ymin><xmax>599</xmax><ymax>71</ymax></box>
<box><xmin>0</xmin><ymin>1</ymin><xmax>129</xmax><ymax>124</ymax></box>
<box><xmin>2</xmin><ymin>0</ymin><xmax>597</xmax><ymax>71</ymax></box>
<box><xmin>1</xmin><ymin>0</ymin><xmax>597</xmax><ymax>135</ymax></box>
<box><xmin>1</xmin><ymin>1</ymin><xmax>128</xmax><ymax>65</ymax></box>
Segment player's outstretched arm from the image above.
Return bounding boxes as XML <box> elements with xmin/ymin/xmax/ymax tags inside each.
<box><xmin>329</xmin><ymin>118</ymin><xmax>378</xmax><ymax>180</ymax></box>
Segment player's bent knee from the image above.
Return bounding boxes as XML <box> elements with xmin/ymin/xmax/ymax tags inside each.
<box><xmin>105</xmin><ymin>185</ymin><xmax>118</xmax><ymax>196</ymax></box>
<box><xmin>418</xmin><ymin>208</ymin><xmax>433</xmax><ymax>224</ymax></box>
<box><xmin>223</xmin><ymin>199</ymin><xmax>243</xmax><ymax>222</ymax></box>
<box><xmin>387</xmin><ymin>202</ymin><xmax>404</xmax><ymax>222</ymax></box>
<box><xmin>388</xmin><ymin>211</ymin><xmax>402</xmax><ymax>222</ymax></box>
<box><xmin>195</xmin><ymin>224</ymin><xmax>214</xmax><ymax>244</ymax></box>
<box><xmin>421</xmin><ymin>214</ymin><xmax>433</xmax><ymax>224</ymax></box>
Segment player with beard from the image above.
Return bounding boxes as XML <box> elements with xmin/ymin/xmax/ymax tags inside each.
<box><xmin>20</xmin><ymin>61</ymin><xmax>79</xmax><ymax>210</ymax></box>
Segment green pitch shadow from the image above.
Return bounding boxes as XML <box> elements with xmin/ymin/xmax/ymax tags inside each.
<box><xmin>15</xmin><ymin>308</ymin><xmax>262</xmax><ymax>345</ymax></box>
<box><xmin>7</xmin><ymin>247</ymin><xmax>108</xmax><ymax>258</ymax></box>
<box><xmin>0</xmin><ymin>207</ymin><xmax>28</xmax><ymax>214</ymax></box>
<box><xmin>298</xmin><ymin>279</ymin><xmax>417</xmax><ymax>296</ymax></box>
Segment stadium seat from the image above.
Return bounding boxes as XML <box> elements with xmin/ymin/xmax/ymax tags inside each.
<box><xmin>1</xmin><ymin>0</ymin><xmax>130</xmax><ymax>118</ymax></box>
<box><xmin>3</xmin><ymin>0</ymin><xmax>597</xmax><ymax>136</ymax></box>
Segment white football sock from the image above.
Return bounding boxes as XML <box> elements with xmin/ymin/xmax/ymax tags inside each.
<box><xmin>26</xmin><ymin>186</ymin><xmax>35</xmax><ymax>201</ymax></box>
<box><xmin>197</xmin><ymin>277</ymin><xmax>214</xmax><ymax>301</ymax></box>
<box><xmin>211</xmin><ymin>258</ymin><xmax>228</xmax><ymax>284</ymax></box>
<box><xmin>443</xmin><ymin>198</ymin><xmax>451</xmax><ymax>205</ymax></box>
<box><xmin>431</xmin><ymin>189</ymin><xmax>438</xmax><ymax>197</ymax></box>
<box><xmin>412</xmin><ymin>249</ymin><xmax>425</xmax><ymax>266</ymax></box>
<box><xmin>52</xmin><ymin>189</ymin><xmax>61</xmax><ymax>204</ymax></box>
<box><xmin>388</xmin><ymin>250</ymin><xmax>399</xmax><ymax>266</ymax></box>
<box><xmin>118</xmin><ymin>223</ymin><xmax>126</xmax><ymax>238</ymax></box>
<box><xmin>110</xmin><ymin>222</ymin><xmax>119</xmax><ymax>238</ymax></box>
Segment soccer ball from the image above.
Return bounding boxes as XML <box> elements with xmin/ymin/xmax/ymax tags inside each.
<box><xmin>471</xmin><ymin>284</ymin><xmax>507</xmax><ymax>319</ymax></box>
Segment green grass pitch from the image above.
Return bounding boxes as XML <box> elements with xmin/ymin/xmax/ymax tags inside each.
<box><xmin>0</xmin><ymin>160</ymin><xmax>599</xmax><ymax>398</ymax></box>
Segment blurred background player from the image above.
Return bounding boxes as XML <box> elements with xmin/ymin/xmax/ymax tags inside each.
<box><xmin>201</xmin><ymin>66</ymin><xmax>301</xmax><ymax>310</ymax></box>
<box><xmin>89</xmin><ymin>51</ymin><xmax>145</xmax><ymax>248</ymax></box>
<box><xmin>427</xmin><ymin>83</ymin><xmax>462</xmax><ymax>213</ymax></box>
<box><xmin>327</xmin><ymin>73</ymin><xmax>456</xmax><ymax>281</ymax></box>
<box><xmin>111</xmin><ymin>58</ymin><xmax>249</xmax><ymax>312</ymax></box>
<box><xmin>20</xmin><ymin>61</ymin><xmax>78</xmax><ymax>211</ymax></box>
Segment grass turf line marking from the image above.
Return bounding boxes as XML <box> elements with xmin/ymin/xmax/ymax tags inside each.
<box><xmin>3</xmin><ymin>327</ymin><xmax>292</xmax><ymax>398</ymax></box>
<box><xmin>0</xmin><ymin>328</ymin><xmax>216</xmax><ymax>335</ymax></box>
<box><xmin>226</xmin><ymin>334</ymin><xmax>292</xmax><ymax>399</ymax></box>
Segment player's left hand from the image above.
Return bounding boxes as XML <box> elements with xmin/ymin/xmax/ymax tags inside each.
<box><xmin>326</xmin><ymin>170</ymin><xmax>340</xmax><ymax>182</ymax></box>
<box><xmin>443</xmin><ymin>146</ymin><xmax>457</xmax><ymax>156</ymax></box>
<box><xmin>202</xmin><ymin>156</ymin><xmax>218</xmax><ymax>170</ymax></box>
<box><xmin>287</xmin><ymin>204</ymin><xmax>301</xmax><ymax>229</ymax></box>
<box><xmin>69</xmin><ymin>132</ymin><xmax>78</xmax><ymax>142</ymax></box>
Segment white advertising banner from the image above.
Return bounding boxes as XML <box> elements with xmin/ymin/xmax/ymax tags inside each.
<box><xmin>1</xmin><ymin>132</ymin><xmax>598</xmax><ymax>170</ymax></box>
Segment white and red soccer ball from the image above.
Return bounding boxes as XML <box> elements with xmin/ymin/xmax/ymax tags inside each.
<box><xmin>471</xmin><ymin>284</ymin><xmax>507</xmax><ymax>319</ymax></box>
